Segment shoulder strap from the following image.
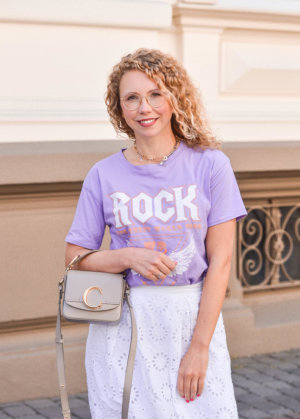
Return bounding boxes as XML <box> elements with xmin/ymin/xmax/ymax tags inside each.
<box><xmin>123</xmin><ymin>287</ymin><xmax>137</xmax><ymax>418</ymax></box>
<box><xmin>56</xmin><ymin>280</ymin><xmax>71</xmax><ymax>419</ymax></box>
<box><xmin>56</xmin><ymin>250</ymin><xmax>137</xmax><ymax>419</ymax></box>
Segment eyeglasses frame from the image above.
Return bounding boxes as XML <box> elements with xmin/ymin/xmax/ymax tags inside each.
<box><xmin>120</xmin><ymin>91</ymin><xmax>167</xmax><ymax>111</ymax></box>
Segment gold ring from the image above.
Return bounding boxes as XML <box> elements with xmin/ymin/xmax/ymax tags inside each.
<box><xmin>83</xmin><ymin>286</ymin><xmax>103</xmax><ymax>309</ymax></box>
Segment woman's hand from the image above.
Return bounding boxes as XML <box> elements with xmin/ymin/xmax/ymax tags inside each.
<box><xmin>127</xmin><ymin>247</ymin><xmax>177</xmax><ymax>283</ymax></box>
<box><xmin>177</xmin><ymin>345</ymin><xmax>209</xmax><ymax>402</ymax></box>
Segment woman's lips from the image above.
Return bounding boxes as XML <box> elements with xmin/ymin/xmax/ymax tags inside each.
<box><xmin>137</xmin><ymin>118</ymin><xmax>157</xmax><ymax>127</ymax></box>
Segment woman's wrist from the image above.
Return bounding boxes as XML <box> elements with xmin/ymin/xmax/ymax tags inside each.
<box><xmin>189</xmin><ymin>337</ymin><xmax>210</xmax><ymax>352</ymax></box>
<box><xmin>118</xmin><ymin>247</ymin><xmax>133</xmax><ymax>270</ymax></box>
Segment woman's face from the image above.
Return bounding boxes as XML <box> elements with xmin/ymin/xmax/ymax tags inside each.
<box><xmin>119</xmin><ymin>70</ymin><xmax>174</xmax><ymax>142</ymax></box>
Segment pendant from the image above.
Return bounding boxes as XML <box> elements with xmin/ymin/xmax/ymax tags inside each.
<box><xmin>159</xmin><ymin>155</ymin><xmax>168</xmax><ymax>166</ymax></box>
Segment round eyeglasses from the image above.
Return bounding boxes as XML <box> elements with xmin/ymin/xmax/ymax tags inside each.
<box><xmin>120</xmin><ymin>91</ymin><xmax>166</xmax><ymax>111</ymax></box>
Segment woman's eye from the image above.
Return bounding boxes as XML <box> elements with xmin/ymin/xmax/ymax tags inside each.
<box><xmin>126</xmin><ymin>95</ymin><xmax>139</xmax><ymax>101</ymax></box>
<box><xmin>151</xmin><ymin>92</ymin><xmax>162</xmax><ymax>97</ymax></box>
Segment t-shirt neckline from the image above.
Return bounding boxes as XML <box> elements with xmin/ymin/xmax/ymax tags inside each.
<box><xmin>119</xmin><ymin>141</ymin><xmax>184</xmax><ymax>171</ymax></box>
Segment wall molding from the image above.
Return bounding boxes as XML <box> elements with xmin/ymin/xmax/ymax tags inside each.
<box><xmin>1</xmin><ymin>139</ymin><xmax>300</xmax><ymax>183</ymax></box>
<box><xmin>1</xmin><ymin>97</ymin><xmax>299</xmax><ymax>124</ymax></box>
<box><xmin>207</xmin><ymin>100</ymin><xmax>300</xmax><ymax>122</ymax></box>
<box><xmin>179</xmin><ymin>0</ymin><xmax>300</xmax><ymax>15</ymax></box>
<box><xmin>237</xmin><ymin>171</ymin><xmax>300</xmax><ymax>202</ymax></box>
<box><xmin>0</xmin><ymin>97</ymin><xmax>107</xmax><ymax>122</ymax></box>
<box><xmin>174</xmin><ymin>4</ymin><xmax>300</xmax><ymax>32</ymax></box>
<box><xmin>220</xmin><ymin>41</ymin><xmax>300</xmax><ymax>96</ymax></box>
<box><xmin>0</xmin><ymin>0</ymin><xmax>172</xmax><ymax>29</ymax></box>
<box><xmin>182</xmin><ymin>0</ymin><xmax>217</xmax><ymax>4</ymax></box>
<box><xmin>0</xmin><ymin>316</ymin><xmax>74</xmax><ymax>335</ymax></box>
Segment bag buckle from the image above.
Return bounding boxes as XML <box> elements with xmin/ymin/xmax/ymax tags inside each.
<box><xmin>83</xmin><ymin>286</ymin><xmax>103</xmax><ymax>309</ymax></box>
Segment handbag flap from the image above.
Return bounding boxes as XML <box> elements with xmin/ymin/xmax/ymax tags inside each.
<box><xmin>64</xmin><ymin>270</ymin><xmax>125</xmax><ymax>311</ymax></box>
<box><xmin>65</xmin><ymin>301</ymin><xmax>118</xmax><ymax>312</ymax></box>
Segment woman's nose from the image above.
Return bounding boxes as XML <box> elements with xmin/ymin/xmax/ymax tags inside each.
<box><xmin>138</xmin><ymin>97</ymin><xmax>152</xmax><ymax>112</ymax></box>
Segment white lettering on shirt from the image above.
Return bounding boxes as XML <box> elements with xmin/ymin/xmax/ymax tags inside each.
<box><xmin>154</xmin><ymin>190</ymin><xmax>175</xmax><ymax>223</ymax></box>
<box><xmin>132</xmin><ymin>193</ymin><xmax>153</xmax><ymax>223</ymax></box>
<box><xmin>110</xmin><ymin>192</ymin><xmax>132</xmax><ymax>228</ymax></box>
<box><xmin>110</xmin><ymin>185</ymin><xmax>200</xmax><ymax>227</ymax></box>
<box><xmin>173</xmin><ymin>185</ymin><xmax>200</xmax><ymax>221</ymax></box>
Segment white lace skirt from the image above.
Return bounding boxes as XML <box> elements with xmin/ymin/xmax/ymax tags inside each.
<box><xmin>85</xmin><ymin>283</ymin><xmax>238</xmax><ymax>419</ymax></box>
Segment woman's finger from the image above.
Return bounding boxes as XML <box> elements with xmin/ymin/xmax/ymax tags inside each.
<box><xmin>150</xmin><ymin>265</ymin><xmax>170</xmax><ymax>281</ymax></box>
<box><xmin>196</xmin><ymin>377</ymin><xmax>205</xmax><ymax>398</ymax></box>
<box><xmin>190</xmin><ymin>376</ymin><xmax>198</xmax><ymax>401</ymax></box>
<box><xmin>177</xmin><ymin>372</ymin><xmax>184</xmax><ymax>399</ymax></box>
<box><xmin>184</xmin><ymin>375</ymin><xmax>192</xmax><ymax>402</ymax></box>
<box><xmin>156</xmin><ymin>264</ymin><xmax>171</xmax><ymax>277</ymax></box>
<box><xmin>147</xmin><ymin>267</ymin><xmax>165</xmax><ymax>282</ymax></box>
<box><xmin>155</xmin><ymin>270</ymin><xmax>165</xmax><ymax>281</ymax></box>
<box><xmin>160</xmin><ymin>254</ymin><xmax>177</xmax><ymax>272</ymax></box>
<box><xmin>148</xmin><ymin>272</ymin><xmax>160</xmax><ymax>282</ymax></box>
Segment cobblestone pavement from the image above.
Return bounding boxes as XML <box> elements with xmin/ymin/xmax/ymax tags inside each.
<box><xmin>0</xmin><ymin>349</ymin><xmax>299</xmax><ymax>418</ymax></box>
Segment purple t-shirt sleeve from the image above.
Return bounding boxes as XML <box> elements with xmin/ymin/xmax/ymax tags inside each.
<box><xmin>65</xmin><ymin>166</ymin><xmax>106</xmax><ymax>249</ymax></box>
<box><xmin>207</xmin><ymin>156</ymin><xmax>247</xmax><ymax>227</ymax></box>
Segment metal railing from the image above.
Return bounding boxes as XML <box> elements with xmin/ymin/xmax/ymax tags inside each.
<box><xmin>238</xmin><ymin>204</ymin><xmax>300</xmax><ymax>291</ymax></box>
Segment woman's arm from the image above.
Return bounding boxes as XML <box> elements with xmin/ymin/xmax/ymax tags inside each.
<box><xmin>65</xmin><ymin>243</ymin><xmax>177</xmax><ymax>282</ymax></box>
<box><xmin>65</xmin><ymin>243</ymin><xmax>131</xmax><ymax>273</ymax></box>
<box><xmin>176</xmin><ymin>219</ymin><xmax>236</xmax><ymax>402</ymax></box>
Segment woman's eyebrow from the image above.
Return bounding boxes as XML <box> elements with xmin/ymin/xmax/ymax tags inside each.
<box><xmin>123</xmin><ymin>88</ymin><xmax>161</xmax><ymax>96</ymax></box>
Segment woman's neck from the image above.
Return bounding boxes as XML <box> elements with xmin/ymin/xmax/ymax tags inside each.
<box><xmin>134</xmin><ymin>134</ymin><xmax>177</xmax><ymax>161</ymax></box>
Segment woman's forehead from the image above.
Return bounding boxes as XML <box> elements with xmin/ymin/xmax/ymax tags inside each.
<box><xmin>119</xmin><ymin>70</ymin><xmax>160</xmax><ymax>94</ymax></box>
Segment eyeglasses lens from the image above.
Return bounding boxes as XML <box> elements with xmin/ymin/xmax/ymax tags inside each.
<box><xmin>123</xmin><ymin>92</ymin><xmax>164</xmax><ymax>110</ymax></box>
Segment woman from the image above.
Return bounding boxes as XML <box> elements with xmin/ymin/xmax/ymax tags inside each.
<box><xmin>65</xmin><ymin>48</ymin><xmax>247</xmax><ymax>418</ymax></box>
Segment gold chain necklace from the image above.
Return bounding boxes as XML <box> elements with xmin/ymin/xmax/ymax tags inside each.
<box><xmin>133</xmin><ymin>139</ymin><xmax>180</xmax><ymax>166</ymax></box>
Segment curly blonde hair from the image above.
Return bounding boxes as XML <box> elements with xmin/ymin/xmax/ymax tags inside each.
<box><xmin>105</xmin><ymin>48</ymin><xmax>220</xmax><ymax>149</ymax></box>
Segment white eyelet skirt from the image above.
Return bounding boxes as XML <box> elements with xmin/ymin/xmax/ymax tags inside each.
<box><xmin>85</xmin><ymin>282</ymin><xmax>238</xmax><ymax>419</ymax></box>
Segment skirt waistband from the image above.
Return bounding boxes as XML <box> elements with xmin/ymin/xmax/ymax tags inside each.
<box><xmin>130</xmin><ymin>281</ymin><xmax>203</xmax><ymax>295</ymax></box>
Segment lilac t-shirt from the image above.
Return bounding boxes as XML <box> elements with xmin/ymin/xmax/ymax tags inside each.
<box><xmin>65</xmin><ymin>142</ymin><xmax>247</xmax><ymax>286</ymax></box>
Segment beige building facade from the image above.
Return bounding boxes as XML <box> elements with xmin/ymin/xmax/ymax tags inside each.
<box><xmin>1</xmin><ymin>0</ymin><xmax>300</xmax><ymax>403</ymax></box>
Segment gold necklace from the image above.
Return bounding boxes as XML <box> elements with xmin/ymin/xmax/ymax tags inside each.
<box><xmin>133</xmin><ymin>139</ymin><xmax>180</xmax><ymax>166</ymax></box>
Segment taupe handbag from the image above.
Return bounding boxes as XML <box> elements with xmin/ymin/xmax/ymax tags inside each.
<box><xmin>56</xmin><ymin>250</ymin><xmax>137</xmax><ymax>419</ymax></box>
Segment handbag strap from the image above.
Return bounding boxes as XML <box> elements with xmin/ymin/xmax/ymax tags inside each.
<box><xmin>55</xmin><ymin>250</ymin><xmax>137</xmax><ymax>419</ymax></box>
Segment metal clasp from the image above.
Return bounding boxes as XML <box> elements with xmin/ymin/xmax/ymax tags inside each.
<box><xmin>83</xmin><ymin>286</ymin><xmax>103</xmax><ymax>309</ymax></box>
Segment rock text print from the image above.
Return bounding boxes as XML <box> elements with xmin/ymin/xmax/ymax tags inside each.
<box><xmin>110</xmin><ymin>185</ymin><xmax>200</xmax><ymax>228</ymax></box>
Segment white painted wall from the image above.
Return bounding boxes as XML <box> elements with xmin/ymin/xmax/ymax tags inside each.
<box><xmin>0</xmin><ymin>0</ymin><xmax>299</xmax><ymax>143</ymax></box>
